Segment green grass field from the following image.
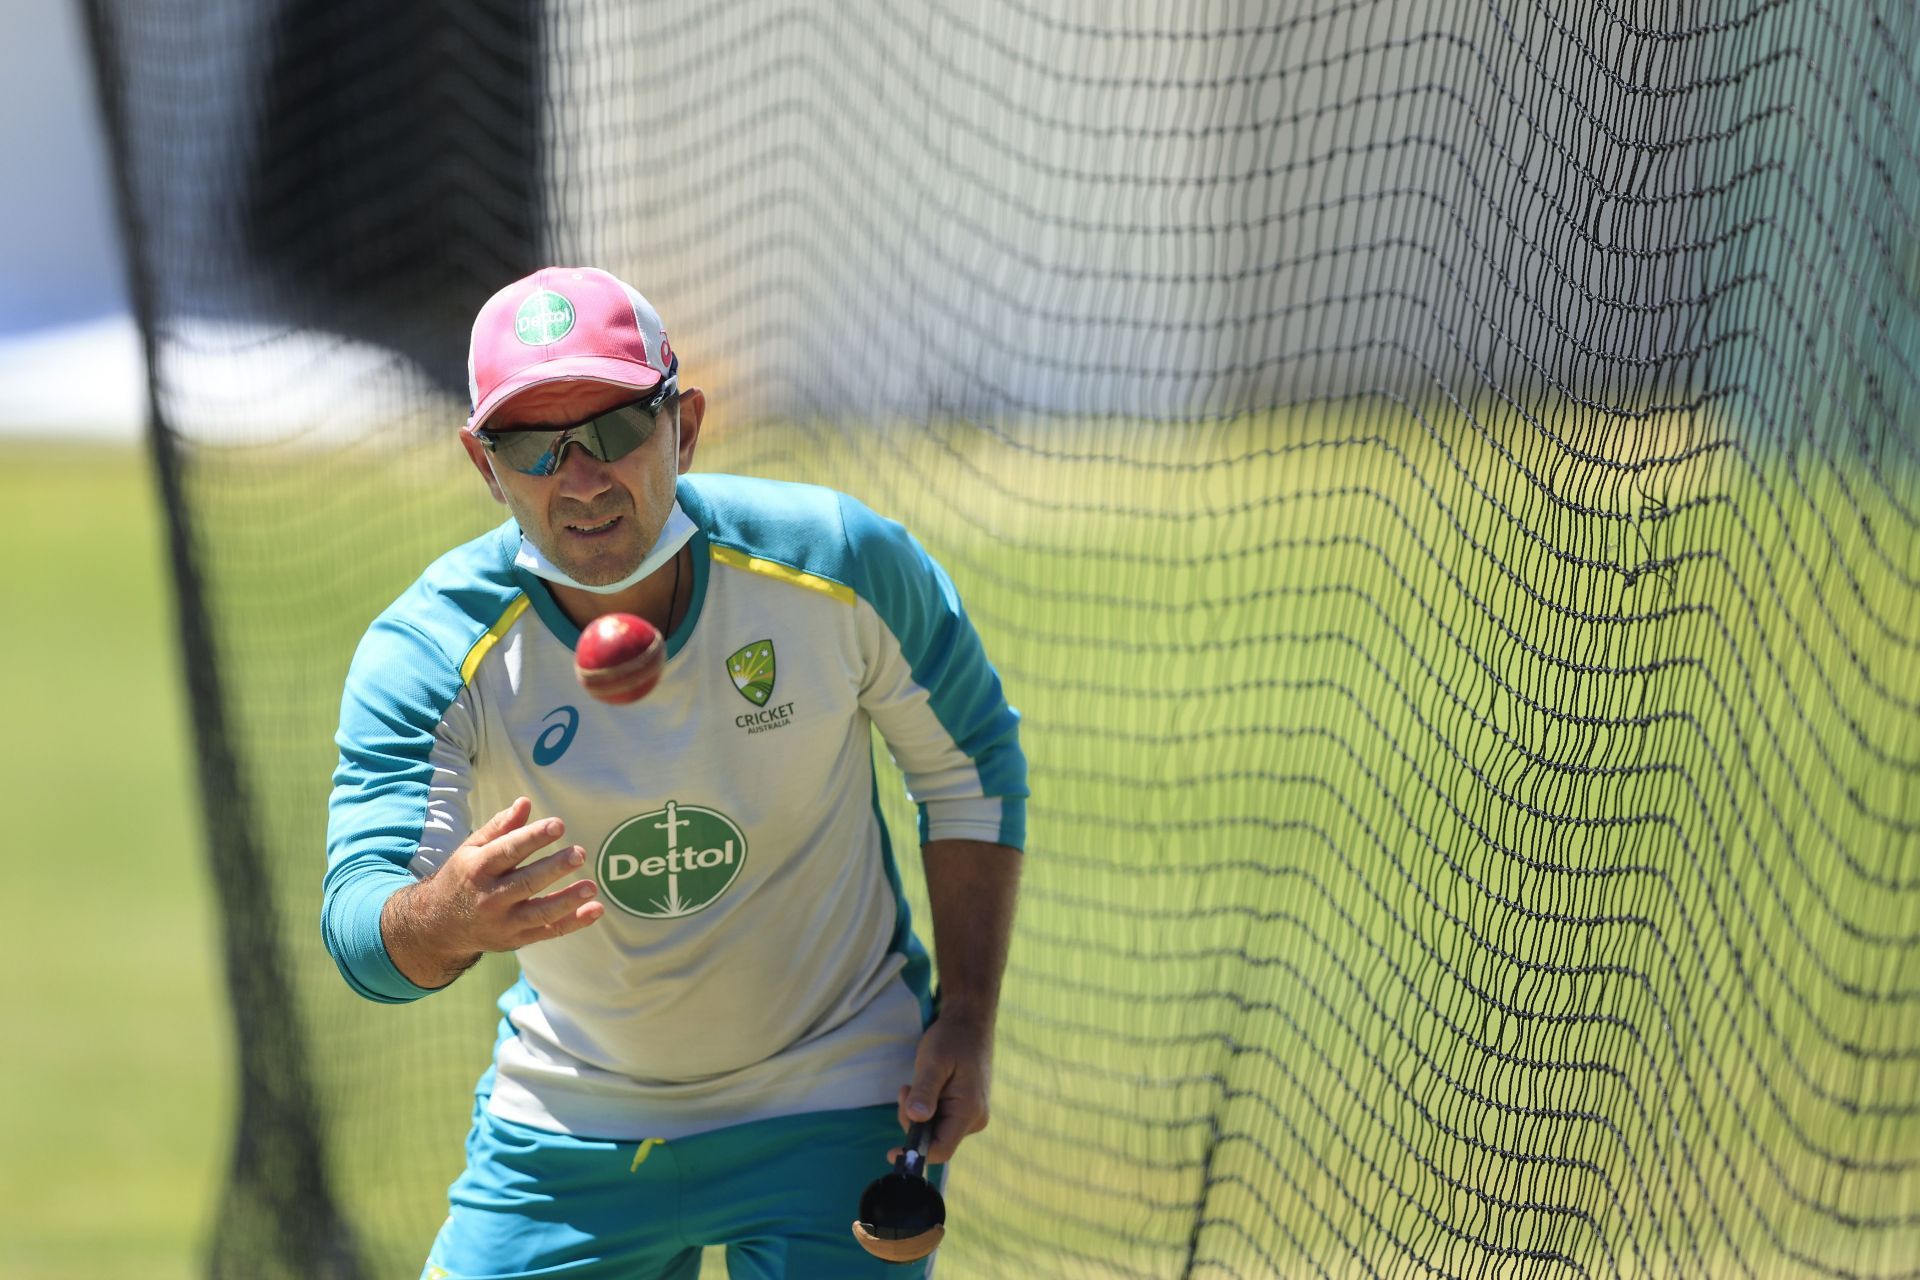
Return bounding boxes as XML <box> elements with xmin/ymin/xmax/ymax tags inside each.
<box><xmin>7</xmin><ymin>411</ymin><xmax>1918</xmax><ymax>1277</ymax></box>
<box><xmin>0</xmin><ymin>444</ymin><xmax>228</xmax><ymax>1279</ymax></box>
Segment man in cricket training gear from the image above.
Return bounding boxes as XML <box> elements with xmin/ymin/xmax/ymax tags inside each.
<box><xmin>323</xmin><ymin>267</ymin><xmax>1026</xmax><ymax>1279</ymax></box>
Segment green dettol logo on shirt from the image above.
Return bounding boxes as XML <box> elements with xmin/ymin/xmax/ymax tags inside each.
<box><xmin>598</xmin><ymin>802</ymin><xmax>747</xmax><ymax>919</ymax></box>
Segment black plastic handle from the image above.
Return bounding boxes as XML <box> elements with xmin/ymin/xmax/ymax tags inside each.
<box><xmin>897</xmin><ymin>1119</ymin><xmax>931</xmax><ymax>1178</ymax></box>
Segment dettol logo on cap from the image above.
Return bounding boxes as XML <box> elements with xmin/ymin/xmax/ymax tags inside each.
<box><xmin>598</xmin><ymin>802</ymin><xmax>747</xmax><ymax>919</ymax></box>
<box><xmin>515</xmin><ymin>289</ymin><xmax>576</xmax><ymax>345</ymax></box>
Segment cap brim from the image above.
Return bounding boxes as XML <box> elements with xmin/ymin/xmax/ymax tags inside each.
<box><xmin>468</xmin><ymin>355</ymin><xmax>664</xmax><ymax>431</ymax></box>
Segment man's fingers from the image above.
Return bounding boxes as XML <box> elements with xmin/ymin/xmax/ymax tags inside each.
<box><xmin>887</xmin><ymin>1100</ymin><xmax>984</xmax><ymax>1166</ymax></box>
<box><xmin>470</xmin><ymin>796</ymin><xmax>531</xmax><ymax>845</ymax></box>
<box><xmin>927</xmin><ymin>1106</ymin><xmax>978</xmax><ymax>1166</ymax></box>
<box><xmin>475</xmin><ymin>814</ymin><xmax>568</xmax><ymax>873</ymax></box>
<box><xmin>514</xmin><ymin>882</ymin><xmax>603</xmax><ymax>942</ymax></box>
<box><xmin>515</xmin><ymin>877</ymin><xmax>600</xmax><ymax>926</ymax></box>
<box><xmin>504</xmin><ymin>844</ymin><xmax>589</xmax><ymax>899</ymax></box>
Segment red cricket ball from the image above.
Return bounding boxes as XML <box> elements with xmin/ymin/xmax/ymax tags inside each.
<box><xmin>574</xmin><ymin>613</ymin><xmax>665</xmax><ymax>705</ymax></box>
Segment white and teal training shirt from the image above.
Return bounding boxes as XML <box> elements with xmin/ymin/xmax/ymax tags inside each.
<box><xmin>322</xmin><ymin>474</ymin><xmax>1027</xmax><ymax>1141</ymax></box>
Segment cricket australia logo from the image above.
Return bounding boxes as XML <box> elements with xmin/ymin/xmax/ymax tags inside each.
<box><xmin>598</xmin><ymin>802</ymin><xmax>747</xmax><ymax>920</ymax></box>
<box><xmin>728</xmin><ymin>639</ymin><xmax>797</xmax><ymax>734</ymax></box>
<box><xmin>727</xmin><ymin>639</ymin><xmax>776</xmax><ymax>705</ymax></box>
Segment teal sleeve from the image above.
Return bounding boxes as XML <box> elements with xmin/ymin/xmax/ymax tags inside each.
<box><xmin>322</xmin><ymin>614</ymin><xmax>467</xmax><ymax>1004</ymax></box>
<box><xmin>839</xmin><ymin>494</ymin><xmax>1029</xmax><ymax>849</ymax></box>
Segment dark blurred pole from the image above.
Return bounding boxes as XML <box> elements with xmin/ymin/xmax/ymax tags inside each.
<box><xmin>78</xmin><ymin>2</ymin><xmax>373</xmax><ymax>1277</ymax></box>
<box><xmin>245</xmin><ymin>0</ymin><xmax>549</xmax><ymax>395</ymax></box>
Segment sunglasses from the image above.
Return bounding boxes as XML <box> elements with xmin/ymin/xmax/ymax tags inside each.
<box><xmin>474</xmin><ymin>386</ymin><xmax>677</xmax><ymax>477</ymax></box>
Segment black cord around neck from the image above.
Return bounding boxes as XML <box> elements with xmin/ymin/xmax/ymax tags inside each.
<box><xmin>664</xmin><ymin>549</ymin><xmax>682</xmax><ymax>637</ymax></box>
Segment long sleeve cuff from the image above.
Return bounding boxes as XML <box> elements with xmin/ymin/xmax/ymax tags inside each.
<box><xmin>321</xmin><ymin>864</ymin><xmax>441</xmax><ymax>1004</ymax></box>
<box><xmin>918</xmin><ymin>796</ymin><xmax>1026</xmax><ymax>849</ymax></box>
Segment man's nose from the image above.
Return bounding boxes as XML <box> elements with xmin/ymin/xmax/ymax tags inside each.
<box><xmin>552</xmin><ymin>440</ymin><xmax>614</xmax><ymax>501</ymax></box>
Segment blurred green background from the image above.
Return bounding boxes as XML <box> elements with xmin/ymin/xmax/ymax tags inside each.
<box><xmin>0</xmin><ymin>443</ymin><xmax>226</xmax><ymax>1279</ymax></box>
<box><xmin>8</xmin><ymin>423</ymin><xmax>1918</xmax><ymax>1277</ymax></box>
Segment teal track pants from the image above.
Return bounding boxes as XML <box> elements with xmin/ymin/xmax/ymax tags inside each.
<box><xmin>422</xmin><ymin>1102</ymin><xmax>943</xmax><ymax>1279</ymax></box>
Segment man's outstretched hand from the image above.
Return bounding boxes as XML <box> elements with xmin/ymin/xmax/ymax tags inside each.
<box><xmin>382</xmin><ymin>796</ymin><xmax>603</xmax><ymax>990</ymax></box>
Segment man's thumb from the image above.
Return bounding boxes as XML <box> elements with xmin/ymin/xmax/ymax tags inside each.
<box><xmin>906</xmin><ymin>1065</ymin><xmax>943</xmax><ymax>1123</ymax></box>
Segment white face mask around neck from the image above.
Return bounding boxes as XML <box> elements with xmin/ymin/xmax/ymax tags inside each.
<box><xmin>513</xmin><ymin>500</ymin><xmax>697</xmax><ymax>595</ymax></box>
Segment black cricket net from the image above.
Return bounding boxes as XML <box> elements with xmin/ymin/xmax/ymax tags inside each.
<box><xmin>85</xmin><ymin>2</ymin><xmax>1920</xmax><ymax>1275</ymax></box>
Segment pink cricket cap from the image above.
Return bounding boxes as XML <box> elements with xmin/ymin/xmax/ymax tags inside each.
<box><xmin>466</xmin><ymin>266</ymin><xmax>678</xmax><ymax>431</ymax></box>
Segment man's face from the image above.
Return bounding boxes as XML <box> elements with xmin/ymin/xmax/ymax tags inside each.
<box><xmin>461</xmin><ymin>380</ymin><xmax>702</xmax><ymax>587</ymax></box>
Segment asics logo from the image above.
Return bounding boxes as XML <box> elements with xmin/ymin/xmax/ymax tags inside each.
<box><xmin>533</xmin><ymin>705</ymin><xmax>580</xmax><ymax>766</ymax></box>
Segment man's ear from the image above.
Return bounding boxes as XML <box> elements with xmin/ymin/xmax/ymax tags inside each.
<box><xmin>676</xmin><ymin>387</ymin><xmax>706</xmax><ymax>474</ymax></box>
<box><xmin>460</xmin><ymin>431</ymin><xmax>509</xmax><ymax>504</ymax></box>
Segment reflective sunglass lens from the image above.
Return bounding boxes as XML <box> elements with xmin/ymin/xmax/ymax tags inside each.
<box><xmin>484</xmin><ymin>403</ymin><xmax>660</xmax><ymax>476</ymax></box>
<box><xmin>588</xmin><ymin>410</ymin><xmax>651</xmax><ymax>465</ymax></box>
<box><xmin>489</xmin><ymin>431</ymin><xmax>566</xmax><ymax>475</ymax></box>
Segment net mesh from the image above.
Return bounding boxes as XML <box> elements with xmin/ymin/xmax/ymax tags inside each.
<box><xmin>83</xmin><ymin>2</ymin><xmax>1920</xmax><ymax>1276</ymax></box>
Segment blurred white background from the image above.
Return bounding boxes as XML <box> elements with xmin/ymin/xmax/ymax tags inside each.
<box><xmin>0</xmin><ymin>0</ymin><xmax>144</xmax><ymax>441</ymax></box>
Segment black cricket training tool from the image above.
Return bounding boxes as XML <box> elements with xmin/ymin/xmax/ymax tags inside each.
<box><xmin>851</xmin><ymin>1119</ymin><xmax>947</xmax><ymax>1263</ymax></box>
